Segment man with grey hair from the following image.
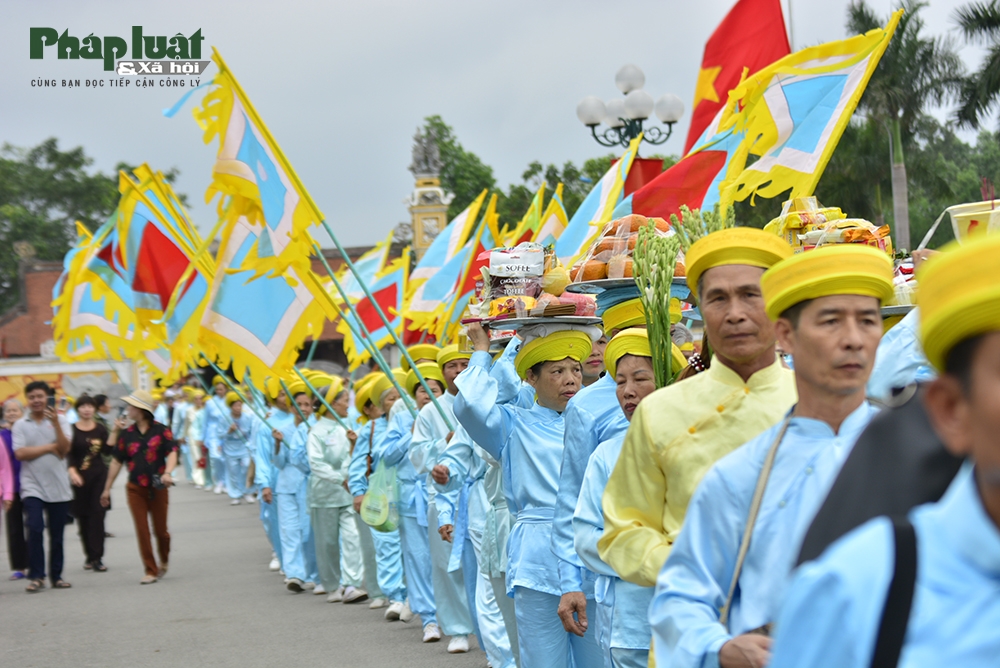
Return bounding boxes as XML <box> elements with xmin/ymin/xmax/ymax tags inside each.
<box><xmin>13</xmin><ymin>381</ymin><xmax>72</xmax><ymax>592</ymax></box>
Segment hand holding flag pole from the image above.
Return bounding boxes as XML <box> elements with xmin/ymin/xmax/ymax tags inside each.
<box><xmin>291</xmin><ymin>367</ymin><xmax>350</xmax><ymax>432</ymax></box>
<box><xmin>278</xmin><ymin>377</ymin><xmax>308</xmax><ymax>424</ymax></box>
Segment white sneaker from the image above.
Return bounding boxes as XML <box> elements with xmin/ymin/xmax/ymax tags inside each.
<box><xmin>230</xmin><ymin>499</ymin><xmax>241</xmax><ymax>506</ymax></box>
<box><xmin>399</xmin><ymin>601</ymin><xmax>415</xmax><ymax>623</ymax></box>
<box><xmin>304</xmin><ymin>581</ymin><xmax>316</xmax><ymax>591</ymax></box>
<box><xmin>368</xmin><ymin>596</ymin><xmax>388</xmax><ymax>609</ymax></box>
<box><xmin>385</xmin><ymin>600</ymin><xmax>404</xmax><ymax>621</ymax></box>
<box><xmin>213</xmin><ymin>483</ymin><xmax>223</xmax><ymax>494</ymax></box>
<box><xmin>327</xmin><ymin>586</ymin><xmax>345</xmax><ymax>603</ymax></box>
<box><xmin>422</xmin><ymin>623</ymin><xmax>442</xmax><ymax>643</ymax></box>
<box><xmin>343</xmin><ymin>586</ymin><xmax>368</xmax><ymax>603</ymax></box>
<box><xmin>243</xmin><ymin>494</ymin><xmax>256</xmax><ymax>504</ymax></box>
<box><xmin>286</xmin><ymin>578</ymin><xmax>304</xmax><ymax>593</ymax></box>
<box><xmin>447</xmin><ymin>635</ymin><xmax>470</xmax><ymax>653</ymax></box>
<box><xmin>268</xmin><ymin>556</ymin><xmax>280</xmax><ymax>571</ymax></box>
<box><xmin>313</xmin><ymin>584</ymin><xmax>326</xmax><ymax>595</ymax></box>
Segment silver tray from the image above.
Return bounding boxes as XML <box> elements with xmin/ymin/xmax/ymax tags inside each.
<box><xmin>881</xmin><ymin>305</ymin><xmax>915</xmax><ymax>317</ymax></box>
<box><xmin>481</xmin><ymin>315</ymin><xmax>602</xmax><ymax>331</ymax></box>
<box><xmin>565</xmin><ymin>276</ymin><xmax>690</xmax><ymax>294</ymax></box>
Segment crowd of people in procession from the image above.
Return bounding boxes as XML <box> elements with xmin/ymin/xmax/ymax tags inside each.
<box><xmin>2</xmin><ymin>226</ymin><xmax>998</xmax><ymax>668</ymax></box>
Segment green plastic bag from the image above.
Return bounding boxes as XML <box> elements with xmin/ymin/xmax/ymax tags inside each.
<box><xmin>360</xmin><ymin>459</ymin><xmax>399</xmax><ymax>532</ymax></box>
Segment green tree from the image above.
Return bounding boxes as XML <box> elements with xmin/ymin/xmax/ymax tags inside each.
<box><xmin>955</xmin><ymin>0</ymin><xmax>1000</xmax><ymax>129</ymax></box>
<box><xmin>0</xmin><ymin>138</ymin><xmax>187</xmax><ymax>314</ymax></box>
<box><xmin>847</xmin><ymin>0</ymin><xmax>965</xmax><ymax>250</ymax></box>
<box><xmin>422</xmin><ymin>115</ymin><xmax>497</xmax><ymax>221</ymax></box>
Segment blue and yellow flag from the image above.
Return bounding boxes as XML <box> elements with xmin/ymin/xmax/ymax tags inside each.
<box><xmin>198</xmin><ymin>215</ymin><xmax>330</xmax><ymax>382</ymax></box>
<box><xmin>337</xmin><ymin>248</ymin><xmax>411</xmax><ymax>370</ymax></box>
<box><xmin>716</xmin><ymin>10</ymin><xmax>902</xmax><ymax>211</ymax></box>
<box><xmin>191</xmin><ymin>48</ymin><xmax>322</xmax><ymax>277</ymax></box>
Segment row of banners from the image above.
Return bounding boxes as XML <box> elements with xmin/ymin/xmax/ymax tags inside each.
<box><xmin>51</xmin><ymin>0</ymin><xmax>901</xmax><ymax>387</ymax></box>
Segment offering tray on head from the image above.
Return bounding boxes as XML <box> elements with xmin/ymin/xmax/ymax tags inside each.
<box><xmin>881</xmin><ymin>304</ymin><xmax>915</xmax><ymax>318</ymax></box>
<box><xmin>566</xmin><ymin>276</ymin><xmax>693</xmax><ymax>301</ymax></box>
<box><xmin>467</xmin><ymin>315</ymin><xmax>603</xmax><ymax>332</ymax></box>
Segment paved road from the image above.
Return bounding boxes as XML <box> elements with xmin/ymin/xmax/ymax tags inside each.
<box><xmin>1</xmin><ymin>480</ymin><xmax>488</xmax><ymax>668</ymax></box>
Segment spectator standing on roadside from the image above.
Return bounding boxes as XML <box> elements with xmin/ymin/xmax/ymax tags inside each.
<box><xmin>101</xmin><ymin>390</ymin><xmax>179</xmax><ymax>585</ymax></box>
<box><xmin>67</xmin><ymin>395</ymin><xmax>116</xmax><ymax>572</ymax></box>
<box><xmin>2</xmin><ymin>398</ymin><xmax>29</xmax><ymax>580</ymax></box>
<box><xmin>12</xmin><ymin>381</ymin><xmax>73</xmax><ymax>593</ymax></box>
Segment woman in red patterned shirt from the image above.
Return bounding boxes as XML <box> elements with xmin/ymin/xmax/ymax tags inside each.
<box><xmin>101</xmin><ymin>390</ymin><xmax>178</xmax><ymax>584</ymax></box>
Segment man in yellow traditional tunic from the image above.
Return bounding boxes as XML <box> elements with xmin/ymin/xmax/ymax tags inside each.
<box><xmin>598</xmin><ymin>227</ymin><xmax>797</xmax><ymax>588</ymax></box>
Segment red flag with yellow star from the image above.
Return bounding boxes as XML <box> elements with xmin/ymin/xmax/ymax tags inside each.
<box><xmin>684</xmin><ymin>0</ymin><xmax>790</xmax><ymax>154</ymax></box>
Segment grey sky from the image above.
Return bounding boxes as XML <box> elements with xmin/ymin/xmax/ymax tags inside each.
<box><xmin>1</xmin><ymin>0</ymin><xmax>986</xmax><ymax>247</ymax></box>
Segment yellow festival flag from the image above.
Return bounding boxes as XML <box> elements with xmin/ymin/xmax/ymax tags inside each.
<box><xmin>716</xmin><ymin>10</ymin><xmax>903</xmax><ymax>211</ymax></box>
<box><xmin>190</xmin><ymin>48</ymin><xmax>323</xmax><ymax>277</ymax></box>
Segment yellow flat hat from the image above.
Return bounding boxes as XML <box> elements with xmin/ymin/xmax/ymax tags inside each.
<box><xmin>315</xmin><ymin>377</ymin><xmax>344</xmax><ymax>416</ymax></box>
<box><xmin>762</xmin><ymin>244</ymin><xmax>895</xmax><ymax>321</ymax></box>
<box><xmin>406</xmin><ymin>363</ymin><xmax>446</xmax><ymax>397</ymax></box>
<box><xmin>181</xmin><ymin>386</ymin><xmax>197</xmax><ymax>398</ymax></box>
<box><xmin>370</xmin><ymin>369</ymin><xmax>406</xmax><ymax>406</ymax></box>
<box><xmin>225</xmin><ymin>391</ymin><xmax>241</xmax><ymax>407</ymax></box>
<box><xmin>401</xmin><ymin>344</ymin><xmax>442</xmax><ymax>372</ymax></box>
<box><xmin>686</xmin><ymin>227</ymin><xmax>794</xmax><ymax>295</ymax></box>
<box><xmin>355</xmin><ymin>371</ymin><xmax>382</xmax><ymax>389</ymax></box>
<box><xmin>602</xmin><ymin>299</ymin><xmax>645</xmax><ymax>334</ymax></box>
<box><xmin>354</xmin><ymin>377</ymin><xmax>379</xmax><ymax>417</ymax></box>
<box><xmin>918</xmin><ymin>235</ymin><xmax>1000</xmax><ymax>371</ymax></box>
<box><xmin>212</xmin><ymin>375</ymin><xmax>226</xmax><ymax>387</ymax></box>
<box><xmin>286</xmin><ymin>380</ymin><xmax>308</xmax><ymax>397</ymax></box>
<box><xmin>150</xmin><ymin>389</ymin><xmax>163</xmax><ymax>400</ymax></box>
<box><xmin>437</xmin><ymin>343</ymin><xmax>471</xmax><ymax>369</ymax></box>
<box><xmin>263</xmin><ymin>376</ymin><xmax>284</xmax><ymax>401</ymax></box>
<box><xmin>515</xmin><ymin>330</ymin><xmax>594</xmax><ymax>379</ymax></box>
<box><xmin>193</xmin><ymin>389</ymin><xmax>206</xmax><ymax>399</ymax></box>
<box><xmin>604</xmin><ymin>329</ymin><xmax>651</xmax><ymax>379</ymax></box>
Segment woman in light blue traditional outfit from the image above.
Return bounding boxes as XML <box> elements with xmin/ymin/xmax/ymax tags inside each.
<box><xmin>574</xmin><ymin>329</ymin><xmax>658</xmax><ymax>668</ymax></box>
<box><xmin>306</xmin><ymin>376</ymin><xmax>365</xmax><ymax>603</ymax></box>
<box><xmin>262</xmin><ymin>378</ymin><xmax>314</xmax><ymax>593</ymax></box>
<box><xmin>221</xmin><ymin>392</ymin><xmax>254</xmax><ymax>505</ymax></box>
<box><xmin>202</xmin><ymin>376</ymin><xmax>230</xmax><ymax>495</ymax></box>
<box><xmin>410</xmin><ymin>345</ymin><xmax>476</xmax><ymax>654</ymax></box>
<box><xmin>455</xmin><ymin>321</ymin><xmax>604</xmax><ymax>668</ymax></box>
<box><xmin>348</xmin><ymin>371</ymin><xmax>408</xmax><ymax>617</ymax></box>
<box><xmin>375</xmin><ymin>362</ymin><xmax>446</xmax><ymax>643</ymax></box>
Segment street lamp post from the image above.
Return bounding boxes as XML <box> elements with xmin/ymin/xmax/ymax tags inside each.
<box><xmin>577</xmin><ymin>64</ymin><xmax>684</xmax><ymax>149</ymax></box>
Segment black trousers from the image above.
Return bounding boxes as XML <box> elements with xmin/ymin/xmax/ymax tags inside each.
<box><xmin>5</xmin><ymin>493</ymin><xmax>29</xmax><ymax>572</ymax></box>
<box><xmin>74</xmin><ymin>472</ymin><xmax>107</xmax><ymax>563</ymax></box>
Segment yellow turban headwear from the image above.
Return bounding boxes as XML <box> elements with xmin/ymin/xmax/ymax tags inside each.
<box><xmin>401</xmin><ymin>344</ymin><xmax>442</xmax><ymax>372</ymax></box>
<box><xmin>604</xmin><ymin>329</ymin><xmax>652</xmax><ymax>379</ymax></box>
<box><xmin>150</xmin><ymin>389</ymin><xmax>163</xmax><ymax>400</ymax></box>
<box><xmin>353</xmin><ymin>376</ymin><xmax>384</xmax><ymax>420</ymax></box>
<box><xmin>370</xmin><ymin>369</ymin><xmax>406</xmax><ymax>407</ymax></box>
<box><xmin>515</xmin><ymin>330</ymin><xmax>595</xmax><ymax>380</ymax></box>
<box><xmin>193</xmin><ymin>389</ymin><xmax>206</xmax><ymax>399</ymax></box>
<box><xmin>406</xmin><ymin>363</ymin><xmax>446</xmax><ymax>397</ymax></box>
<box><xmin>918</xmin><ymin>235</ymin><xmax>1000</xmax><ymax>371</ymax></box>
<box><xmin>263</xmin><ymin>376</ymin><xmax>283</xmax><ymax>401</ymax></box>
<box><xmin>181</xmin><ymin>386</ymin><xmax>197</xmax><ymax>398</ymax></box>
<box><xmin>212</xmin><ymin>375</ymin><xmax>226</xmax><ymax>387</ymax></box>
<box><xmin>604</xmin><ymin>328</ymin><xmax>686</xmax><ymax>378</ymax></box>
<box><xmin>602</xmin><ymin>299</ymin><xmax>645</xmax><ymax>334</ymax></box>
<box><xmin>437</xmin><ymin>344</ymin><xmax>471</xmax><ymax>369</ymax></box>
<box><xmin>761</xmin><ymin>244</ymin><xmax>895</xmax><ymax>321</ymax></box>
<box><xmin>225</xmin><ymin>391</ymin><xmax>241</xmax><ymax>407</ymax></box>
<box><xmin>686</xmin><ymin>227</ymin><xmax>794</xmax><ymax>295</ymax></box>
<box><xmin>315</xmin><ymin>377</ymin><xmax>345</xmax><ymax>417</ymax></box>
<box><xmin>286</xmin><ymin>380</ymin><xmax>308</xmax><ymax>398</ymax></box>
